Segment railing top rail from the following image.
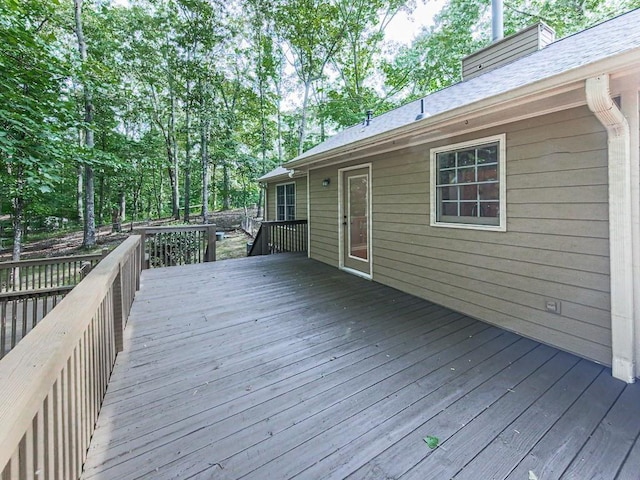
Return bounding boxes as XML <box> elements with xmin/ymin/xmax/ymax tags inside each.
<box><xmin>262</xmin><ymin>220</ymin><xmax>308</xmax><ymax>226</ymax></box>
<box><xmin>0</xmin><ymin>285</ymin><xmax>74</xmax><ymax>300</ymax></box>
<box><xmin>0</xmin><ymin>235</ymin><xmax>141</xmax><ymax>470</ymax></box>
<box><xmin>136</xmin><ymin>224</ymin><xmax>216</xmax><ymax>234</ymax></box>
<box><xmin>0</xmin><ymin>252</ymin><xmax>105</xmax><ymax>269</ymax></box>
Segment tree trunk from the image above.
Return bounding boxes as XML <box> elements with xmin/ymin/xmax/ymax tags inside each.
<box><xmin>74</xmin><ymin>0</ymin><xmax>96</xmax><ymax>247</ymax></box>
<box><xmin>183</xmin><ymin>88</ymin><xmax>191</xmax><ymax>224</ymax></box>
<box><xmin>211</xmin><ymin>162</ymin><xmax>217</xmax><ymax>211</ymax></box>
<box><xmin>11</xmin><ymin>167</ymin><xmax>24</xmax><ymax>261</ymax></box>
<box><xmin>84</xmin><ymin>166</ymin><xmax>96</xmax><ymax>245</ymax></box>
<box><xmin>222</xmin><ymin>160</ymin><xmax>230</xmax><ymax>210</ymax></box>
<box><xmin>201</xmin><ymin>118</ymin><xmax>210</xmax><ymax>224</ymax></box>
<box><xmin>77</xmin><ymin>164</ymin><xmax>84</xmax><ymax>223</ymax></box>
<box><xmin>152</xmin><ymin>163</ymin><xmax>162</xmax><ymax>218</ymax></box>
<box><xmin>170</xmin><ymin>90</ymin><xmax>180</xmax><ymax>219</ymax></box>
<box><xmin>275</xmin><ymin>64</ymin><xmax>284</xmax><ymax>163</ymax></box>
<box><xmin>97</xmin><ymin>173</ymin><xmax>104</xmax><ymax>227</ymax></box>
<box><xmin>118</xmin><ymin>191</ymin><xmax>126</xmax><ymax>222</ymax></box>
<box><xmin>298</xmin><ymin>78</ymin><xmax>312</xmax><ymax>156</ymax></box>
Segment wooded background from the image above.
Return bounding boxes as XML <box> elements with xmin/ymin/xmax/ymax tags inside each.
<box><xmin>1</xmin><ymin>0</ymin><xmax>637</xmax><ymax>258</ymax></box>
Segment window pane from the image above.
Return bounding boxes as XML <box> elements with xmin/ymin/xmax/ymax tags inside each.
<box><xmin>479</xmin><ymin>183</ymin><xmax>499</xmax><ymax>200</ymax></box>
<box><xmin>439</xmin><ymin>169</ymin><xmax>457</xmax><ymax>185</ymax></box>
<box><xmin>478</xmin><ymin>165</ymin><xmax>497</xmax><ymax>182</ymax></box>
<box><xmin>477</xmin><ymin>144</ymin><xmax>498</xmax><ymax>163</ymax></box>
<box><xmin>286</xmin><ymin>206</ymin><xmax>295</xmax><ymax>220</ymax></box>
<box><xmin>277</xmin><ymin>186</ymin><xmax>284</xmax><ymax>203</ymax></box>
<box><xmin>440</xmin><ymin>186</ymin><xmax>458</xmax><ymax>200</ymax></box>
<box><xmin>461</xmin><ymin>185</ymin><xmax>477</xmax><ymax>200</ymax></box>
<box><xmin>349</xmin><ymin>176</ymin><xmax>368</xmax><ymax>260</ymax></box>
<box><xmin>437</xmin><ymin>152</ymin><xmax>456</xmax><ymax>169</ymax></box>
<box><xmin>460</xmin><ymin>202</ymin><xmax>478</xmax><ymax>217</ymax></box>
<box><xmin>458</xmin><ymin>167</ymin><xmax>475</xmax><ymax>184</ymax></box>
<box><xmin>480</xmin><ymin>201</ymin><xmax>499</xmax><ymax>217</ymax></box>
<box><xmin>441</xmin><ymin>202</ymin><xmax>458</xmax><ymax>216</ymax></box>
<box><xmin>457</xmin><ymin>149</ymin><xmax>476</xmax><ymax>166</ymax></box>
<box><xmin>277</xmin><ymin>206</ymin><xmax>284</xmax><ymax>221</ymax></box>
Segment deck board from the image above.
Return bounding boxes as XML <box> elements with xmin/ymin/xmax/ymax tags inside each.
<box><xmin>82</xmin><ymin>254</ymin><xmax>640</xmax><ymax>480</ymax></box>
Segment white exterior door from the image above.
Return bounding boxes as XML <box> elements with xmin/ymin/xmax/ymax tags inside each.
<box><xmin>340</xmin><ymin>165</ymin><xmax>371</xmax><ymax>279</ymax></box>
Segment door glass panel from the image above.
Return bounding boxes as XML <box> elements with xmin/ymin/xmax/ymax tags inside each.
<box><xmin>349</xmin><ymin>175</ymin><xmax>368</xmax><ymax>260</ymax></box>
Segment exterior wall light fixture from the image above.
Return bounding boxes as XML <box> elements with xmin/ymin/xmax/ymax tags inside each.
<box><xmin>322</xmin><ymin>178</ymin><xmax>331</xmax><ymax>187</ymax></box>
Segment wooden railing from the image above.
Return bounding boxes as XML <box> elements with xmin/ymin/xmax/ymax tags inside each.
<box><xmin>241</xmin><ymin>215</ymin><xmax>261</xmax><ymax>238</ymax></box>
<box><xmin>0</xmin><ymin>252</ymin><xmax>106</xmax><ymax>293</ymax></box>
<box><xmin>0</xmin><ymin>252</ymin><xmax>107</xmax><ymax>359</ymax></box>
<box><xmin>248</xmin><ymin>220</ymin><xmax>308</xmax><ymax>256</ymax></box>
<box><xmin>136</xmin><ymin>224</ymin><xmax>216</xmax><ymax>269</ymax></box>
<box><xmin>0</xmin><ymin>236</ymin><xmax>142</xmax><ymax>480</ymax></box>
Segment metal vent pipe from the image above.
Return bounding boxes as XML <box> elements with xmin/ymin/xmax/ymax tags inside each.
<box><xmin>492</xmin><ymin>0</ymin><xmax>504</xmax><ymax>42</ymax></box>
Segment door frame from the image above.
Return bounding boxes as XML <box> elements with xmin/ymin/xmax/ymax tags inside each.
<box><xmin>338</xmin><ymin>163</ymin><xmax>372</xmax><ymax>279</ymax></box>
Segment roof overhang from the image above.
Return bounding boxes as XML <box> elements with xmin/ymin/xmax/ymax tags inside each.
<box><xmin>257</xmin><ymin>167</ymin><xmax>307</xmax><ymax>184</ymax></box>
<box><xmin>285</xmin><ymin>48</ymin><xmax>640</xmax><ymax>172</ymax></box>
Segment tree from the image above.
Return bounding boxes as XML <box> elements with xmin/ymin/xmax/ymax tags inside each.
<box><xmin>0</xmin><ymin>0</ymin><xmax>73</xmax><ymax>259</ymax></box>
<box><xmin>274</xmin><ymin>0</ymin><xmax>347</xmax><ymax>155</ymax></box>
<box><xmin>322</xmin><ymin>0</ymin><xmax>409</xmax><ymax>128</ymax></box>
<box><xmin>74</xmin><ymin>0</ymin><xmax>97</xmax><ymax>247</ymax></box>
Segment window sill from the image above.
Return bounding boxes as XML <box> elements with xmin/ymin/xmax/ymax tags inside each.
<box><xmin>430</xmin><ymin>221</ymin><xmax>507</xmax><ymax>232</ymax></box>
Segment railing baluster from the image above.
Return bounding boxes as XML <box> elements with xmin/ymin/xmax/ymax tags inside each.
<box><xmin>10</xmin><ymin>300</ymin><xmax>17</xmax><ymax>349</ymax></box>
<box><xmin>0</xmin><ymin>301</ymin><xmax>6</xmax><ymax>359</ymax></box>
<box><xmin>44</xmin><ymin>389</ymin><xmax>53</xmax><ymax>478</ymax></box>
<box><xmin>35</xmin><ymin>405</ymin><xmax>45</xmax><ymax>478</ymax></box>
<box><xmin>21</xmin><ymin>296</ymin><xmax>27</xmax><ymax>341</ymax></box>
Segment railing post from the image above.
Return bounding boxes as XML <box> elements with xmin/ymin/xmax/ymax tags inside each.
<box><xmin>137</xmin><ymin>229</ymin><xmax>148</xmax><ymax>270</ymax></box>
<box><xmin>136</xmin><ymin>237</ymin><xmax>142</xmax><ymax>289</ymax></box>
<box><xmin>206</xmin><ymin>224</ymin><xmax>216</xmax><ymax>262</ymax></box>
<box><xmin>261</xmin><ymin>222</ymin><xmax>271</xmax><ymax>255</ymax></box>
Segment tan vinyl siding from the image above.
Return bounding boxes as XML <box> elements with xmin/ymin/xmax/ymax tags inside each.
<box><xmin>265</xmin><ymin>176</ymin><xmax>308</xmax><ymax>221</ymax></box>
<box><xmin>462</xmin><ymin>23</ymin><xmax>555</xmax><ymax>80</ymax></box>
<box><xmin>308</xmin><ymin>169</ymin><xmax>339</xmax><ymax>265</ymax></box>
<box><xmin>307</xmin><ymin>106</ymin><xmax>612</xmax><ymax>365</ymax></box>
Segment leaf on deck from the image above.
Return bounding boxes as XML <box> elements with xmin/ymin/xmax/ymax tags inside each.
<box><xmin>423</xmin><ymin>435</ymin><xmax>439</xmax><ymax>449</ymax></box>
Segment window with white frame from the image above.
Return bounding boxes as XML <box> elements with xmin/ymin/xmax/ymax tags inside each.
<box><xmin>276</xmin><ymin>183</ymin><xmax>295</xmax><ymax>221</ymax></box>
<box><xmin>430</xmin><ymin>134</ymin><xmax>506</xmax><ymax>230</ymax></box>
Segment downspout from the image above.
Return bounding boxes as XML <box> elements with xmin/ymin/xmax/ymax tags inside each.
<box><xmin>586</xmin><ymin>74</ymin><xmax>636</xmax><ymax>382</ymax></box>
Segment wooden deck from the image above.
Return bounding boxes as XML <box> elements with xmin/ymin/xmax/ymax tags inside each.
<box><xmin>82</xmin><ymin>254</ymin><xmax>640</xmax><ymax>480</ymax></box>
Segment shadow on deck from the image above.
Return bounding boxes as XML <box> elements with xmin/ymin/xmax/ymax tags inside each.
<box><xmin>82</xmin><ymin>254</ymin><xmax>640</xmax><ymax>480</ymax></box>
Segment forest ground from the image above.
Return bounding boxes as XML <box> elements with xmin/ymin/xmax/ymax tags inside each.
<box><xmin>0</xmin><ymin>208</ymin><xmax>256</xmax><ymax>262</ymax></box>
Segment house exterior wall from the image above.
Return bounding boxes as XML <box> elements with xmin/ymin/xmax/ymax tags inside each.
<box><xmin>307</xmin><ymin>106</ymin><xmax>612</xmax><ymax>365</ymax></box>
<box><xmin>265</xmin><ymin>176</ymin><xmax>308</xmax><ymax>221</ymax></box>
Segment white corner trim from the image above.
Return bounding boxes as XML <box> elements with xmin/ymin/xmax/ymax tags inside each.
<box><xmin>586</xmin><ymin>74</ymin><xmax>636</xmax><ymax>383</ymax></box>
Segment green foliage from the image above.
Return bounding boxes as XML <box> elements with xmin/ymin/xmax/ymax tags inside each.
<box><xmin>0</xmin><ymin>0</ymin><xmax>74</xmax><ymax>197</ymax></box>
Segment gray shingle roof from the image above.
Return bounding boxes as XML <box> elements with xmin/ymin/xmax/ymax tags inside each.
<box><xmin>290</xmin><ymin>8</ymin><xmax>640</xmax><ymax>164</ymax></box>
<box><xmin>257</xmin><ymin>166</ymin><xmax>291</xmax><ymax>182</ymax></box>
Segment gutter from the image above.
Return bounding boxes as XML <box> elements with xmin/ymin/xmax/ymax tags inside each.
<box><xmin>586</xmin><ymin>74</ymin><xmax>636</xmax><ymax>382</ymax></box>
